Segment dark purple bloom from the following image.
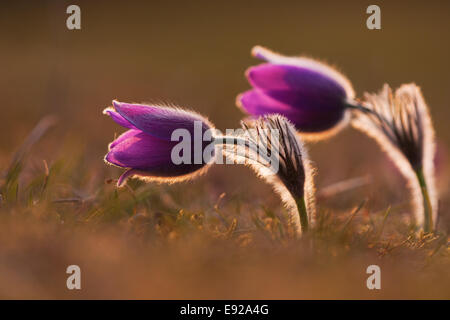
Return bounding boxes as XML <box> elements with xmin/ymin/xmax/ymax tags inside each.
<box><xmin>104</xmin><ymin>101</ymin><xmax>215</xmax><ymax>186</ymax></box>
<box><xmin>237</xmin><ymin>46</ymin><xmax>356</xmax><ymax>138</ymax></box>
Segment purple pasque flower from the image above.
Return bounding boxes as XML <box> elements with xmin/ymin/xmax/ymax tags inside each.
<box><xmin>104</xmin><ymin>101</ymin><xmax>215</xmax><ymax>187</ymax></box>
<box><xmin>237</xmin><ymin>46</ymin><xmax>356</xmax><ymax>139</ymax></box>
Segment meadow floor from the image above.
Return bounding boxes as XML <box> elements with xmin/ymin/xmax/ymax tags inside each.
<box><xmin>0</xmin><ymin>129</ymin><xmax>448</xmax><ymax>299</ymax></box>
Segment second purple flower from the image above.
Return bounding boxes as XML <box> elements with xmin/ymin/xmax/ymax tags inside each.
<box><xmin>237</xmin><ymin>46</ymin><xmax>356</xmax><ymax>138</ymax></box>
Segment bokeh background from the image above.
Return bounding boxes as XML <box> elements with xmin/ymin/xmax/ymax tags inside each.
<box><xmin>0</xmin><ymin>0</ymin><xmax>449</xmax><ymax>299</ymax></box>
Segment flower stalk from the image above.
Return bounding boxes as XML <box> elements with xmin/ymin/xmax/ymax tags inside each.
<box><xmin>295</xmin><ymin>196</ymin><xmax>309</xmax><ymax>233</ymax></box>
<box><xmin>414</xmin><ymin>168</ymin><xmax>433</xmax><ymax>233</ymax></box>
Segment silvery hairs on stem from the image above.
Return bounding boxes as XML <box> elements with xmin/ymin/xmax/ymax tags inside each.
<box><xmin>352</xmin><ymin>83</ymin><xmax>437</xmax><ymax>231</ymax></box>
<box><xmin>222</xmin><ymin>114</ymin><xmax>315</xmax><ymax>235</ymax></box>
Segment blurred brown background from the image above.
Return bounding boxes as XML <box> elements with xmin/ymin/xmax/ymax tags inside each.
<box><xmin>0</xmin><ymin>0</ymin><xmax>449</xmax><ymax>299</ymax></box>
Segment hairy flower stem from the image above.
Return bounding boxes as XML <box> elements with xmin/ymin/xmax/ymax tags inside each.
<box><xmin>415</xmin><ymin>168</ymin><xmax>433</xmax><ymax>233</ymax></box>
<box><xmin>213</xmin><ymin>136</ymin><xmax>273</xmax><ymax>164</ymax></box>
<box><xmin>346</xmin><ymin>102</ymin><xmax>381</xmax><ymax>118</ymax></box>
<box><xmin>295</xmin><ymin>196</ymin><xmax>309</xmax><ymax>234</ymax></box>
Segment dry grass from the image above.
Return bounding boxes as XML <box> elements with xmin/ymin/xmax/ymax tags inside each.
<box><xmin>0</xmin><ymin>122</ymin><xmax>448</xmax><ymax>299</ymax></box>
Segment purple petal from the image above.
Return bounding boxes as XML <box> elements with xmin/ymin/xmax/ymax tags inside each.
<box><xmin>104</xmin><ymin>108</ymin><xmax>136</xmax><ymax>129</ymax></box>
<box><xmin>117</xmin><ymin>168</ymin><xmax>137</xmax><ymax>187</ymax></box>
<box><xmin>109</xmin><ymin>129</ymin><xmax>141</xmax><ymax>149</ymax></box>
<box><xmin>112</xmin><ymin>101</ymin><xmax>211</xmax><ymax>140</ymax></box>
<box><xmin>105</xmin><ymin>131</ymin><xmax>212</xmax><ymax>177</ymax></box>
<box><xmin>246</xmin><ymin>64</ymin><xmax>347</xmax><ymax>100</ymax></box>
<box><xmin>262</xmin><ymin>89</ymin><xmax>345</xmax><ymax>114</ymax></box>
<box><xmin>250</xmin><ymin>46</ymin><xmax>355</xmax><ymax>99</ymax></box>
<box><xmin>238</xmin><ymin>90</ymin><xmax>345</xmax><ymax>132</ymax></box>
<box><xmin>106</xmin><ymin>131</ymin><xmax>176</xmax><ymax>169</ymax></box>
<box><xmin>238</xmin><ymin>90</ymin><xmax>295</xmax><ymax>115</ymax></box>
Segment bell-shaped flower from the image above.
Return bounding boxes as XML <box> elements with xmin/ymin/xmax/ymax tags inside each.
<box><xmin>104</xmin><ymin>101</ymin><xmax>215</xmax><ymax>186</ymax></box>
<box><xmin>237</xmin><ymin>46</ymin><xmax>356</xmax><ymax>139</ymax></box>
